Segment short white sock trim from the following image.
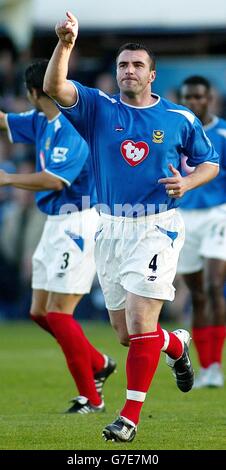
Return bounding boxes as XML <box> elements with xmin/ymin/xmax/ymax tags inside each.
<box><xmin>161</xmin><ymin>329</ymin><xmax>170</xmax><ymax>351</ymax></box>
<box><xmin>127</xmin><ymin>390</ymin><xmax>146</xmax><ymax>402</ymax></box>
<box><xmin>120</xmin><ymin>415</ymin><xmax>136</xmax><ymax>428</ymax></box>
<box><xmin>130</xmin><ymin>334</ymin><xmax>159</xmax><ymax>341</ymax></box>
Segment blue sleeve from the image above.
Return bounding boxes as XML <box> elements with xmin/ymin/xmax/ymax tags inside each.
<box><xmin>6</xmin><ymin>110</ymin><xmax>37</xmax><ymax>144</ymax></box>
<box><xmin>184</xmin><ymin>117</ymin><xmax>219</xmax><ymax>167</ymax></box>
<box><xmin>219</xmin><ymin>130</ymin><xmax>226</xmax><ymax>169</ymax></box>
<box><xmin>57</xmin><ymin>81</ymin><xmax>98</xmax><ymax>143</ymax></box>
<box><xmin>45</xmin><ymin>123</ymin><xmax>89</xmax><ymax>186</ymax></box>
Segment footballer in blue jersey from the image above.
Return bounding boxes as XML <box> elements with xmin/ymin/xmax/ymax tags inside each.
<box><xmin>44</xmin><ymin>12</ymin><xmax>219</xmax><ymax>442</ymax></box>
<box><xmin>178</xmin><ymin>76</ymin><xmax>226</xmax><ymax>389</ymax></box>
<box><xmin>0</xmin><ymin>60</ymin><xmax>116</xmax><ymax>415</ymax></box>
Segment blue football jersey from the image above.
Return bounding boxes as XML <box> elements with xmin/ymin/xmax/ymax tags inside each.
<box><xmin>180</xmin><ymin>116</ymin><xmax>226</xmax><ymax>209</ymax></box>
<box><xmin>58</xmin><ymin>82</ymin><xmax>219</xmax><ymax>217</ymax></box>
<box><xmin>6</xmin><ymin>110</ymin><xmax>96</xmax><ymax>215</ymax></box>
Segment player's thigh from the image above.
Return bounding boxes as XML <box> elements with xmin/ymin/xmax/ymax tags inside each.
<box><xmin>30</xmin><ymin>289</ymin><xmax>49</xmax><ymax>316</ymax></box>
<box><xmin>204</xmin><ymin>258</ymin><xmax>226</xmax><ymax>288</ymax></box>
<box><xmin>46</xmin><ymin>292</ymin><xmax>83</xmax><ymax>314</ymax></box>
<box><xmin>183</xmin><ymin>270</ymin><xmax>204</xmax><ymax>294</ymax></box>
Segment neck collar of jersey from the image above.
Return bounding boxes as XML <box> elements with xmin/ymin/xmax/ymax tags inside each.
<box><xmin>48</xmin><ymin>112</ymin><xmax>61</xmax><ymax>123</ymax></box>
<box><xmin>120</xmin><ymin>93</ymin><xmax>160</xmax><ymax>109</ymax></box>
<box><xmin>203</xmin><ymin>115</ymin><xmax>219</xmax><ymax>131</ymax></box>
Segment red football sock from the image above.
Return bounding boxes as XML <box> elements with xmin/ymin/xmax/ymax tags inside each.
<box><xmin>120</xmin><ymin>331</ymin><xmax>162</xmax><ymax>425</ymax></box>
<box><xmin>47</xmin><ymin>312</ymin><xmax>101</xmax><ymax>406</ymax></box>
<box><xmin>75</xmin><ymin>320</ymin><xmax>105</xmax><ymax>373</ymax></box>
<box><xmin>30</xmin><ymin>313</ymin><xmax>54</xmax><ymax>337</ymax></box>
<box><xmin>192</xmin><ymin>326</ymin><xmax>212</xmax><ymax>368</ymax></box>
<box><xmin>159</xmin><ymin>324</ymin><xmax>183</xmax><ymax>359</ymax></box>
<box><xmin>210</xmin><ymin>325</ymin><xmax>225</xmax><ymax>365</ymax></box>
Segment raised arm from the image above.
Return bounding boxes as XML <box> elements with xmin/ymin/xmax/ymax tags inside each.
<box><xmin>44</xmin><ymin>11</ymin><xmax>79</xmax><ymax>107</ymax></box>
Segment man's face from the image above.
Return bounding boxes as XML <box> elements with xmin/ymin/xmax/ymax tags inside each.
<box><xmin>116</xmin><ymin>49</ymin><xmax>155</xmax><ymax>97</ymax></box>
<box><xmin>180</xmin><ymin>84</ymin><xmax>210</xmax><ymax>119</ymax></box>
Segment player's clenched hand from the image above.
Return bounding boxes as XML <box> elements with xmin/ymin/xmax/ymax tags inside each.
<box><xmin>158</xmin><ymin>163</ymin><xmax>187</xmax><ymax>198</ymax></box>
<box><xmin>55</xmin><ymin>11</ymin><xmax>78</xmax><ymax>46</ymax></box>
<box><xmin>0</xmin><ymin>170</ymin><xmax>9</xmax><ymax>186</ymax></box>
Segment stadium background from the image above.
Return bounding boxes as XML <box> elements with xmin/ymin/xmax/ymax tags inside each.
<box><xmin>0</xmin><ymin>0</ymin><xmax>226</xmax><ymax>452</ymax></box>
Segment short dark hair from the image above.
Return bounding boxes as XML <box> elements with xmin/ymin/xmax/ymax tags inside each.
<box><xmin>182</xmin><ymin>75</ymin><xmax>211</xmax><ymax>91</ymax></box>
<box><xmin>25</xmin><ymin>59</ymin><xmax>49</xmax><ymax>96</ymax></box>
<box><xmin>116</xmin><ymin>43</ymin><xmax>156</xmax><ymax>70</ymax></box>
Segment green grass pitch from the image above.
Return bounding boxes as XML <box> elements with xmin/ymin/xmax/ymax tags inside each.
<box><xmin>0</xmin><ymin>321</ymin><xmax>225</xmax><ymax>450</ymax></box>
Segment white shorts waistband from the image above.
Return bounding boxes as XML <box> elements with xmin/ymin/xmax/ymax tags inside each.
<box><xmin>47</xmin><ymin>207</ymin><xmax>97</xmax><ymax>221</ymax></box>
<box><xmin>99</xmin><ymin>209</ymin><xmax>176</xmax><ymax>224</ymax></box>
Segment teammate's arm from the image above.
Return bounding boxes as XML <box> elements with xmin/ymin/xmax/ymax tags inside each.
<box><xmin>0</xmin><ymin>169</ymin><xmax>64</xmax><ymax>191</ymax></box>
<box><xmin>158</xmin><ymin>162</ymin><xmax>219</xmax><ymax>199</ymax></box>
<box><xmin>44</xmin><ymin>11</ymin><xmax>78</xmax><ymax>107</ymax></box>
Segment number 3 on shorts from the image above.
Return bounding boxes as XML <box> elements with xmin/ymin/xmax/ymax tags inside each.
<box><xmin>61</xmin><ymin>252</ymin><xmax>70</xmax><ymax>269</ymax></box>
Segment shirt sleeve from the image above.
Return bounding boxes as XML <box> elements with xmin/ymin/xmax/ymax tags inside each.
<box><xmin>56</xmin><ymin>81</ymin><xmax>98</xmax><ymax>143</ymax></box>
<box><xmin>6</xmin><ymin>110</ymin><xmax>37</xmax><ymax>144</ymax></box>
<box><xmin>44</xmin><ymin>123</ymin><xmax>89</xmax><ymax>186</ymax></box>
<box><xmin>219</xmin><ymin>130</ymin><xmax>226</xmax><ymax>170</ymax></box>
<box><xmin>184</xmin><ymin>117</ymin><xmax>219</xmax><ymax>167</ymax></box>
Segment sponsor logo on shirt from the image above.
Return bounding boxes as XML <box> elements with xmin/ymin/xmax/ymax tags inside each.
<box><xmin>152</xmin><ymin>130</ymin><xmax>164</xmax><ymax>144</ymax></box>
<box><xmin>120</xmin><ymin>140</ymin><xmax>149</xmax><ymax>166</ymax></box>
<box><xmin>51</xmin><ymin>147</ymin><xmax>68</xmax><ymax>163</ymax></box>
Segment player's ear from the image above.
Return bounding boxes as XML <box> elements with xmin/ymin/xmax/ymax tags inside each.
<box><xmin>31</xmin><ymin>88</ymin><xmax>38</xmax><ymax>100</ymax></box>
<box><xmin>149</xmin><ymin>70</ymin><xmax>156</xmax><ymax>84</ymax></box>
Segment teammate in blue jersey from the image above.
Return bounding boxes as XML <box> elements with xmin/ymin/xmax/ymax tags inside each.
<box><xmin>44</xmin><ymin>12</ymin><xmax>219</xmax><ymax>442</ymax></box>
<box><xmin>0</xmin><ymin>60</ymin><xmax>116</xmax><ymax>414</ymax></box>
<box><xmin>178</xmin><ymin>76</ymin><xmax>226</xmax><ymax>389</ymax></box>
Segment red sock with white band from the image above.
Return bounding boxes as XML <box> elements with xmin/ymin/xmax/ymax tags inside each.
<box><xmin>120</xmin><ymin>331</ymin><xmax>162</xmax><ymax>426</ymax></box>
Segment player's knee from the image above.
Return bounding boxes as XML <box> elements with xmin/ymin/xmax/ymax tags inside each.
<box><xmin>46</xmin><ymin>299</ymin><xmax>64</xmax><ymax>312</ymax></box>
<box><xmin>119</xmin><ymin>336</ymin><xmax>129</xmax><ymax>347</ymax></box>
<box><xmin>206</xmin><ymin>279</ymin><xmax>224</xmax><ymax>299</ymax></box>
<box><xmin>190</xmin><ymin>289</ymin><xmax>205</xmax><ymax>306</ymax></box>
<box><xmin>110</xmin><ymin>321</ymin><xmax>129</xmax><ymax>346</ymax></box>
<box><xmin>30</xmin><ymin>308</ymin><xmax>47</xmax><ymax>317</ymax></box>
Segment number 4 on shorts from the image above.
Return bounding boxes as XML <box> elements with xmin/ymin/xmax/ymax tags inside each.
<box><xmin>149</xmin><ymin>254</ymin><xmax>158</xmax><ymax>272</ymax></box>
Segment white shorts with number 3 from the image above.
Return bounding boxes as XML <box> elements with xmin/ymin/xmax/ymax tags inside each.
<box><xmin>32</xmin><ymin>208</ymin><xmax>98</xmax><ymax>294</ymax></box>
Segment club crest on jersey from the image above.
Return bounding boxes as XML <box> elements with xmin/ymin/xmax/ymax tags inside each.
<box><xmin>120</xmin><ymin>140</ymin><xmax>149</xmax><ymax>166</ymax></box>
<box><xmin>152</xmin><ymin>130</ymin><xmax>164</xmax><ymax>144</ymax></box>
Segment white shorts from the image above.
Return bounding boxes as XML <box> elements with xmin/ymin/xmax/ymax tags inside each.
<box><xmin>94</xmin><ymin>209</ymin><xmax>185</xmax><ymax>310</ymax></box>
<box><xmin>178</xmin><ymin>204</ymin><xmax>226</xmax><ymax>274</ymax></box>
<box><xmin>32</xmin><ymin>208</ymin><xmax>99</xmax><ymax>294</ymax></box>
